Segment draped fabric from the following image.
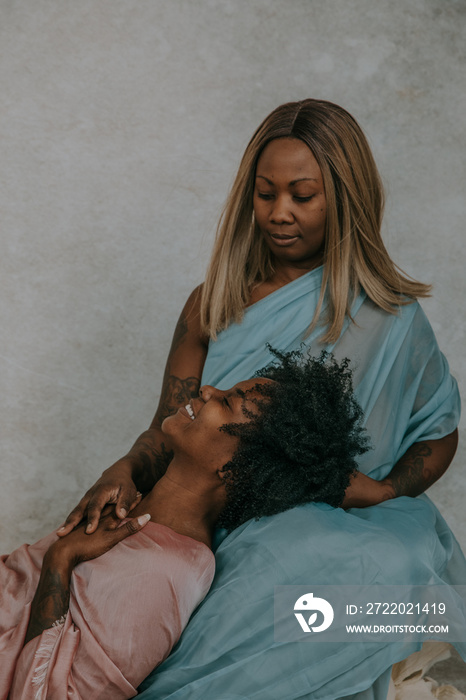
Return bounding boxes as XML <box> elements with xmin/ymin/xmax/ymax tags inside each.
<box><xmin>0</xmin><ymin>523</ymin><xmax>214</xmax><ymax>700</ymax></box>
<box><xmin>138</xmin><ymin>266</ymin><xmax>465</xmax><ymax>700</ymax></box>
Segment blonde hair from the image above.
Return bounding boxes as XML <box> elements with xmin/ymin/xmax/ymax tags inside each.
<box><xmin>201</xmin><ymin>99</ymin><xmax>430</xmax><ymax>342</ymax></box>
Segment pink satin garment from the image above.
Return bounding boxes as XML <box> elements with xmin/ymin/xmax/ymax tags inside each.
<box><xmin>0</xmin><ymin>522</ymin><xmax>215</xmax><ymax>700</ymax></box>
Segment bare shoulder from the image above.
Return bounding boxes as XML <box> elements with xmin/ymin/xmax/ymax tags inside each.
<box><xmin>183</xmin><ymin>283</ymin><xmax>203</xmax><ymax>318</ymax></box>
<box><xmin>173</xmin><ymin>284</ymin><xmax>207</xmax><ymax>350</ymax></box>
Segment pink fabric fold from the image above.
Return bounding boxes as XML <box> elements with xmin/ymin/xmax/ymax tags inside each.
<box><xmin>0</xmin><ymin>523</ymin><xmax>215</xmax><ymax>700</ymax></box>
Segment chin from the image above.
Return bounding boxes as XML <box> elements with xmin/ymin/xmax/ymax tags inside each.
<box><xmin>160</xmin><ymin>412</ymin><xmax>187</xmax><ymax>442</ymax></box>
<box><xmin>160</xmin><ymin>415</ymin><xmax>174</xmax><ymax>435</ymax></box>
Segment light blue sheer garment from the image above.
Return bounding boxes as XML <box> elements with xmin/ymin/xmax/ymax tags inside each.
<box><xmin>139</xmin><ymin>267</ymin><xmax>465</xmax><ymax>700</ymax></box>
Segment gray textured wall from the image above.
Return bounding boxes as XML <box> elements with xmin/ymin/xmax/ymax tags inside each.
<box><xmin>1</xmin><ymin>0</ymin><xmax>465</xmax><ymax>553</ymax></box>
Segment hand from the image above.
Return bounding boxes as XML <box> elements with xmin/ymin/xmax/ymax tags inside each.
<box><xmin>57</xmin><ymin>460</ymin><xmax>141</xmax><ymax>537</ymax></box>
<box><xmin>341</xmin><ymin>472</ymin><xmax>394</xmax><ymax>509</ymax></box>
<box><xmin>25</xmin><ymin>512</ymin><xmax>151</xmax><ymax>645</ymax></box>
<box><xmin>51</xmin><ymin>511</ymin><xmax>152</xmax><ymax>567</ymax></box>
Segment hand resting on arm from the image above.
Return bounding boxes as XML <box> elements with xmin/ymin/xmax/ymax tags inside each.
<box><xmin>342</xmin><ymin>429</ymin><xmax>458</xmax><ymax>508</ymax></box>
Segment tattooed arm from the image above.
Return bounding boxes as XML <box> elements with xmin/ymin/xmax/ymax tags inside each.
<box><xmin>342</xmin><ymin>429</ymin><xmax>458</xmax><ymax>508</ymax></box>
<box><xmin>25</xmin><ymin>513</ymin><xmax>150</xmax><ymax>645</ymax></box>
<box><xmin>58</xmin><ymin>286</ymin><xmax>208</xmax><ymax>536</ymax></box>
<box><xmin>24</xmin><ymin>551</ymin><xmax>72</xmax><ymax>645</ymax></box>
<box><xmin>381</xmin><ymin>429</ymin><xmax>458</xmax><ymax>499</ymax></box>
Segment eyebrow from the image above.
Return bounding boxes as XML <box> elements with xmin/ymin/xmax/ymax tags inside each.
<box><xmin>227</xmin><ymin>387</ymin><xmax>253</xmax><ymax>404</ymax></box>
<box><xmin>255</xmin><ymin>175</ymin><xmax>318</xmax><ymax>185</ymax></box>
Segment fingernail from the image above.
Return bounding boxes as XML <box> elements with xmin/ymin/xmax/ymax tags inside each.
<box><xmin>137</xmin><ymin>514</ymin><xmax>151</xmax><ymax>526</ymax></box>
<box><xmin>119</xmin><ymin>508</ymin><xmax>128</xmax><ymax>518</ymax></box>
<box><xmin>86</xmin><ymin>524</ymin><xmax>93</xmax><ymax>533</ymax></box>
<box><xmin>57</xmin><ymin>525</ymin><xmax>66</xmax><ymax>532</ymax></box>
<box><xmin>136</xmin><ymin>492</ymin><xmax>142</xmax><ymax>498</ymax></box>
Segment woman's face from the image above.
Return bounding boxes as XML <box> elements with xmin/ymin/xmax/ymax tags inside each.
<box><xmin>162</xmin><ymin>378</ymin><xmax>271</xmax><ymax>470</ymax></box>
<box><xmin>253</xmin><ymin>137</ymin><xmax>327</xmax><ymax>270</ymax></box>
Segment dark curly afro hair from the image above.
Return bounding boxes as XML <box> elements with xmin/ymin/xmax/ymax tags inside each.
<box><xmin>216</xmin><ymin>348</ymin><xmax>369</xmax><ymax>532</ymax></box>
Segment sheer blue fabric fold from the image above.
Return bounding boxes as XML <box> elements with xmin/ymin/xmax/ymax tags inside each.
<box><xmin>139</xmin><ymin>267</ymin><xmax>465</xmax><ymax>700</ymax></box>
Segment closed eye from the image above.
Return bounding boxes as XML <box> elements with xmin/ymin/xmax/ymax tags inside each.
<box><xmin>256</xmin><ymin>193</ymin><xmax>314</xmax><ymax>202</ymax></box>
<box><xmin>223</xmin><ymin>397</ymin><xmax>231</xmax><ymax>409</ymax></box>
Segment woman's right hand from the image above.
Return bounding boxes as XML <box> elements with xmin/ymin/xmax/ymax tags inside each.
<box><xmin>57</xmin><ymin>460</ymin><xmax>141</xmax><ymax>536</ymax></box>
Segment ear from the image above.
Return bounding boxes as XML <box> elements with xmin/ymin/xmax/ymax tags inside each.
<box><xmin>216</xmin><ymin>463</ymin><xmax>232</xmax><ymax>482</ymax></box>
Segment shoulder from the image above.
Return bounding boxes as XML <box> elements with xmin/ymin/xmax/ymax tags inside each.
<box><xmin>395</xmin><ymin>300</ymin><xmax>434</xmax><ymax>335</ymax></box>
<box><xmin>183</xmin><ymin>284</ymin><xmax>203</xmax><ymax>313</ymax></box>
<box><xmin>372</xmin><ymin>297</ymin><xmax>432</xmax><ymax>334</ymax></box>
<box><xmin>386</xmin><ymin>300</ymin><xmax>441</xmax><ymax>358</ymax></box>
<box><xmin>178</xmin><ymin>284</ymin><xmax>208</xmax><ymax>348</ymax></box>
<box><xmin>356</xmin><ymin>297</ymin><xmax>438</xmax><ymax>351</ymax></box>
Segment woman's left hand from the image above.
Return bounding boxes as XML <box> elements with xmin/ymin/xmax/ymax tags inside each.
<box><xmin>341</xmin><ymin>472</ymin><xmax>392</xmax><ymax>509</ymax></box>
<box><xmin>342</xmin><ymin>431</ymin><xmax>458</xmax><ymax>509</ymax></box>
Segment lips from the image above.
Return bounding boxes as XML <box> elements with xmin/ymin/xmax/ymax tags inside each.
<box><xmin>179</xmin><ymin>406</ymin><xmax>192</xmax><ymax>420</ymax></box>
<box><xmin>178</xmin><ymin>399</ymin><xmax>196</xmax><ymax>421</ymax></box>
<box><xmin>269</xmin><ymin>232</ymin><xmax>300</xmax><ymax>247</ymax></box>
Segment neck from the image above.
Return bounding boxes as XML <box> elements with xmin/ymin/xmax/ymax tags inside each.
<box><xmin>249</xmin><ymin>256</ymin><xmax>323</xmax><ymax>306</ymax></box>
<box><xmin>271</xmin><ymin>255</ymin><xmax>323</xmax><ymax>284</ymax></box>
<box><xmin>131</xmin><ymin>460</ymin><xmax>225</xmax><ymax>548</ymax></box>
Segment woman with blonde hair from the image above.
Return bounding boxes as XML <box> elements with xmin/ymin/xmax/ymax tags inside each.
<box><xmin>59</xmin><ymin>99</ymin><xmax>465</xmax><ymax>699</ymax></box>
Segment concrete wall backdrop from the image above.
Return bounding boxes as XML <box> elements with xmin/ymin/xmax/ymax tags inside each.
<box><xmin>1</xmin><ymin>0</ymin><xmax>465</xmax><ymax>553</ymax></box>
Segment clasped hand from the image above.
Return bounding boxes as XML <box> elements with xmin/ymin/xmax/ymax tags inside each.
<box><xmin>51</xmin><ymin>507</ymin><xmax>151</xmax><ymax>567</ymax></box>
<box><xmin>57</xmin><ymin>461</ymin><xmax>141</xmax><ymax>537</ymax></box>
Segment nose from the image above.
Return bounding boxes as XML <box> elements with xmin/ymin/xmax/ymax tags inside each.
<box><xmin>199</xmin><ymin>385</ymin><xmax>223</xmax><ymax>402</ymax></box>
<box><xmin>270</xmin><ymin>195</ymin><xmax>294</xmax><ymax>225</ymax></box>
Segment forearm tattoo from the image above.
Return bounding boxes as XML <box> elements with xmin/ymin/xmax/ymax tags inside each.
<box><xmin>157</xmin><ymin>309</ymin><xmax>201</xmax><ymax>422</ymax></box>
<box><xmin>135</xmin><ymin>308</ymin><xmax>201</xmax><ymax>485</ymax></box>
<box><xmin>387</xmin><ymin>442</ymin><xmax>433</xmax><ymax>497</ymax></box>
<box><xmin>158</xmin><ymin>375</ymin><xmax>200</xmax><ymax>422</ymax></box>
<box><xmin>25</xmin><ymin>565</ymin><xmax>71</xmax><ymax>645</ymax></box>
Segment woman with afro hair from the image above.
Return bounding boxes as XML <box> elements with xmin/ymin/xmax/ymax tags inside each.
<box><xmin>218</xmin><ymin>349</ymin><xmax>368</xmax><ymax>531</ymax></box>
<box><xmin>2</xmin><ymin>350</ymin><xmax>368</xmax><ymax>699</ymax></box>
